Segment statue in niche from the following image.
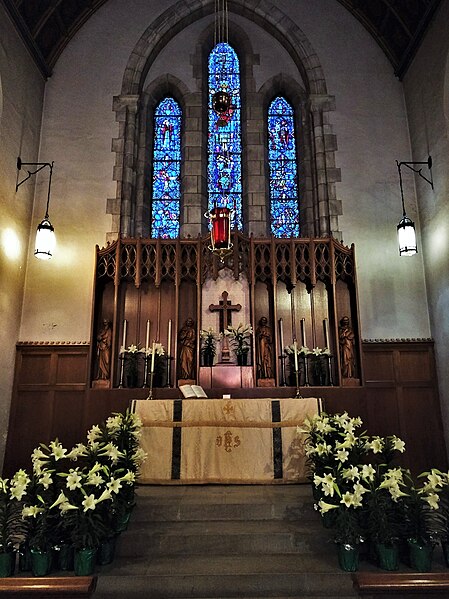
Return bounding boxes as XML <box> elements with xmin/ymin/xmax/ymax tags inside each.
<box><xmin>339</xmin><ymin>315</ymin><xmax>356</xmax><ymax>378</ymax></box>
<box><xmin>178</xmin><ymin>318</ymin><xmax>196</xmax><ymax>380</ymax></box>
<box><xmin>96</xmin><ymin>319</ymin><xmax>112</xmax><ymax>380</ymax></box>
<box><xmin>256</xmin><ymin>316</ymin><xmax>273</xmax><ymax>379</ymax></box>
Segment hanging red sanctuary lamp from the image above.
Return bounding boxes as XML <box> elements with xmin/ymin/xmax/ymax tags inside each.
<box><xmin>206</xmin><ymin>205</ymin><xmax>234</xmax><ymax>261</ymax></box>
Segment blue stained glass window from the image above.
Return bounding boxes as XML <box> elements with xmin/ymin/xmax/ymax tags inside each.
<box><xmin>151</xmin><ymin>97</ymin><xmax>181</xmax><ymax>238</ymax></box>
<box><xmin>268</xmin><ymin>97</ymin><xmax>300</xmax><ymax>237</ymax></box>
<box><xmin>208</xmin><ymin>43</ymin><xmax>242</xmax><ymax>230</ymax></box>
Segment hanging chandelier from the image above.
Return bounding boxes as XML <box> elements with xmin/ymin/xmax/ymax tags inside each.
<box><xmin>205</xmin><ymin>204</ymin><xmax>234</xmax><ymax>261</ymax></box>
<box><xmin>212</xmin><ymin>0</ymin><xmax>231</xmax><ymax>125</ymax></box>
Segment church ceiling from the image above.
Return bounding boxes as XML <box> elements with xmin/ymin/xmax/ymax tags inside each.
<box><xmin>1</xmin><ymin>0</ymin><xmax>442</xmax><ymax>79</ymax></box>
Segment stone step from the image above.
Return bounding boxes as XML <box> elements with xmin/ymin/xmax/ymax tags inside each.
<box><xmin>93</xmin><ymin>484</ymin><xmax>357</xmax><ymax>599</ymax></box>
<box><xmin>132</xmin><ymin>485</ymin><xmax>317</xmax><ymax>523</ymax></box>
<box><xmin>118</xmin><ymin>520</ymin><xmax>333</xmax><ymax>556</ymax></box>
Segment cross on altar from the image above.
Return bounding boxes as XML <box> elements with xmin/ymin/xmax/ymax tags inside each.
<box><xmin>209</xmin><ymin>291</ymin><xmax>241</xmax><ymax>363</ymax></box>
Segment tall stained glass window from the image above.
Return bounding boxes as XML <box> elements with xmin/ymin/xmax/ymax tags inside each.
<box><xmin>268</xmin><ymin>97</ymin><xmax>300</xmax><ymax>237</ymax></box>
<box><xmin>208</xmin><ymin>43</ymin><xmax>242</xmax><ymax>230</ymax></box>
<box><xmin>151</xmin><ymin>97</ymin><xmax>182</xmax><ymax>238</ymax></box>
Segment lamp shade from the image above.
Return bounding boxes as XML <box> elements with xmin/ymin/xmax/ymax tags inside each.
<box><xmin>397</xmin><ymin>215</ymin><xmax>417</xmax><ymax>256</ymax></box>
<box><xmin>210</xmin><ymin>207</ymin><xmax>232</xmax><ymax>250</ymax></box>
<box><xmin>35</xmin><ymin>218</ymin><xmax>56</xmax><ymax>260</ymax></box>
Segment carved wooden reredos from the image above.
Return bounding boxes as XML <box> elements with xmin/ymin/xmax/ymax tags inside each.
<box><xmin>92</xmin><ymin>234</ymin><xmax>361</xmax><ymax>387</ymax></box>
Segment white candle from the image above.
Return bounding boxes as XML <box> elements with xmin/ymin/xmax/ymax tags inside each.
<box><xmin>150</xmin><ymin>341</ymin><xmax>155</xmax><ymax>373</ymax></box>
<box><xmin>145</xmin><ymin>320</ymin><xmax>150</xmax><ymax>350</ymax></box>
<box><xmin>300</xmin><ymin>318</ymin><xmax>306</xmax><ymax>347</ymax></box>
<box><xmin>323</xmin><ymin>318</ymin><xmax>329</xmax><ymax>349</ymax></box>
<box><xmin>293</xmin><ymin>339</ymin><xmax>299</xmax><ymax>372</ymax></box>
<box><xmin>122</xmin><ymin>319</ymin><xmax>127</xmax><ymax>348</ymax></box>
<box><xmin>167</xmin><ymin>319</ymin><xmax>172</xmax><ymax>357</ymax></box>
<box><xmin>278</xmin><ymin>318</ymin><xmax>285</xmax><ymax>353</ymax></box>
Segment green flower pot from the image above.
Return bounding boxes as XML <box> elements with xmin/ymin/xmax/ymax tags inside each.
<box><xmin>0</xmin><ymin>549</ymin><xmax>15</xmax><ymax>577</ymax></box>
<box><xmin>114</xmin><ymin>510</ymin><xmax>132</xmax><ymax>533</ymax></box>
<box><xmin>408</xmin><ymin>540</ymin><xmax>433</xmax><ymax>572</ymax></box>
<box><xmin>30</xmin><ymin>548</ymin><xmax>52</xmax><ymax>577</ymax></box>
<box><xmin>337</xmin><ymin>543</ymin><xmax>359</xmax><ymax>572</ymax></box>
<box><xmin>97</xmin><ymin>537</ymin><xmax>117</xmax><ymax>566</ymax></box>
<box><xmin>18</xmin><ymin>542</ymin><xmax>31</xmax><ymax>572</ymax></box>
<box><xmin>54</xmin><ymin>543</ymin><xmax>74</xmax><ymax>571</ymax></box>
<box><xmin>74</xmin><ymin>547</ymin><xmax>97</xmax><ymax>576</ymax></box>
<box><xmin>442</xmin><ymin>541</ymin><xmax>449</xmax><ymax>567</ymax></box>
<box><xmin>376</xmin><ymin>542</ymin><xmax>399</xmax><ymax>571</ymax></box>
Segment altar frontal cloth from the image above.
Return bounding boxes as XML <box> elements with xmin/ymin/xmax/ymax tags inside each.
<box><xmin>132</xmin><ymin>397</ymin><xmax>320</xmax><ymax>484</ymax></box>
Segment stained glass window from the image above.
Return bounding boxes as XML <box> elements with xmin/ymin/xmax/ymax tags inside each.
<box><xmin>268</xmin><ymin>97</ymin><xmax>300</xmax><ymax>237</ymax></box>
<box><xmin>151</xmin><ymin>97</ymin><xmax>182</xmax><ymax>238</ymax></box>
<box><xmin>208</xmin><ymin>43</ymin><xmax>242</xmax><ymax>230</ymax></box>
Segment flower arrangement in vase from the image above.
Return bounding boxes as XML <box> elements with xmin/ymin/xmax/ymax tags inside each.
<box><xmin>120</xmin><ymin>344</ymin><xmax>145</xmax><ymax>387</ymax></box>
<box><xmin>225</xmin><ymin>323</ymin><xmax>252</xmax><ymax>365</ymax></box>
<box><xmin>145</xmin><ymin>343</ymin><xmax>166</xmax><ymax>386</ymax></box>
<box><xmin>200</xmin><ymin>327</ymin><xmax>221</xmax><ymax>366</ymax></box>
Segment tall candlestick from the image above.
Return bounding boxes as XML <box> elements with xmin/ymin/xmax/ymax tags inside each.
<box><xmin>300</xmin><ymin>318</ymin><xmax>306</xmax><ymax>347</ymax></box>
<box><xmin>122</xmin><ymin>319</ymin><xmax>127</xmax><ymax>348</ymax></box>
<box><xmin>278</xmin><ymin>318</ymin><xmax>285</xmax><ymax>353</ymax></box>
<box><xmin>145</xmin><ymin>320</ymin><xmax>150</xmax><ymax>350</ymax></box>
<box><xmin>293</xmin><ymin>339</ymin><xmax>299</xmax><ymax>372</ymax></box>
<box><xmin>150</xmin><ymin>341</ymin><xmax>155</xmax><ymax>373</ymax></box>
<box><xmin>167</xmin><ymin>319</ymin><xmax>172</xmax><ymax>356</ymax></box>
<box><xmin>323</xmin><ymin>318</ymin><xmax>329</xmax><ymax>349</ymax></box>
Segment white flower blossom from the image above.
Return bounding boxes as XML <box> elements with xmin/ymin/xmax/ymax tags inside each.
<box><xmin>49</xmin><ymin>441</ymin><xmax>67</xmax><ymax>461</ymax></box>
<box><xmin>342</xmin><ymin>466</ymin><xmax>360</xmax><ymax>481</ymax></box>
<box><xmin>318</xmin><ymin>499</ymin><xmax>338</xmax><ymax>514</ymax></box>
<box><xmin>82</xmin><ymin>494</ymin><xmax>97</xmax><ymax>512</ymax></box>
<box><xmin>38</xmin><ymin>472</ymin><xmax>53</xmax><ymax>490</ymax></box>
<box><xmin>367</xmin><ymin>437</ymin><xmax>384</xmax><ymax>454</ymax></box>
<box><xmin>66</xmin><ymin>469</ymin><xmax>82</xmax><ymax>491</ymax></box>
<box><xmin>22</xmin><ymin>505</ymin><xmax>43</xmax><ymax>518</ymax></box>
<box><xmin>336</xmin><ymin>448</ymin><xmax>349</xmax><ymax>463</ymax></box>
<box><xmin>424</xmin><ymin>493</ymin><xmax>440</xmax><ymax>510</ymax></box>
<box><xmin>107</xmin><ymin>478</ymin><xmax>122</xmax><ymax>494</ymax></box>
<box><xmin>87</xmin><ymin>425</ymin><xmax>102</xmax><ymax>443</ymax></box>
<box><xmin>66</xmin><ymin>443</ymin><xmax>88</xmax><ymax>460</ymax></box>
<box><xmin>87</xmin><ymin>472</ymin><xmax>104</xmax><ymax>487</ymax></box>
<box><xmin>360</xmin><ymin>464</ymin><xmax>376</xmax><ymax>482</ymax></box>
<box><xmin>391</xmin><ymin>435</ymin><xmax>406</xmax><ymax>453</ymax></box>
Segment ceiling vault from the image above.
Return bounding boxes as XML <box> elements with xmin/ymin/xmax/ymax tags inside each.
<box><xmin>0</xmin><ymin>0</ymin><xmax>443</xmax><ymax>79</ymax></box>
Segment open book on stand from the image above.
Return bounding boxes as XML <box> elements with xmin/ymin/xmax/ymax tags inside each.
<box><xmin>179</xmin><ymin>384</ymin><xmax>208</xmax><ymax>398</ymax></box>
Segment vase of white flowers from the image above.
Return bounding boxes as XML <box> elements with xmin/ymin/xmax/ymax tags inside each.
<box><xmin>226</xmin><ymin>323</ymin><xmax>252</xmax><ymax>365</ymax></box>
<box><xmin>120</xmin><ymin>344</ymin><xmax>144</xmax><ymax>387</ymax></box>
<box><xmin>200</xmin><ymin>328</ymin><xmax>220</xmax><ymax>366</ymax></box>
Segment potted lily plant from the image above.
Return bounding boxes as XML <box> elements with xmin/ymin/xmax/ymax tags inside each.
<box><xmin>315</xmin><ymin>464</ymin><xmax>368</xmax><ymax>572</ymax></box>
<box><xmin>0</xmin><ymin>471</ymin><xmax>30</xmax><ymax>577</ymax></box>
<box><xmin>120</xmin><ymin>344</ymin><xmax>145</xmax><ymax>387</ymax></box>
<box><xmin>401</xmin><ymin>469</ymin><xmax>444</xmax><ymax>572</ymax></box>
<box><xmin>362</xmin><ymin>435</ymin><xmax>408</xmax><ymax>570</ymax></box>
<box><xmin>226</xmin><ymin>323</ymin><xmax>252</xmax><ymax>365</ymax></box>
<box><xmin>200</xmin><ymin>327</ymin><xmax>220</xmax><ymax>366</ymax></box>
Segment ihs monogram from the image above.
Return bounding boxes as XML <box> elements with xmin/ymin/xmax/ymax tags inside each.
<box><xmin>216</xmin><ymin>430</ymin><xmax>241</xmax><ymax>453</ymax></box>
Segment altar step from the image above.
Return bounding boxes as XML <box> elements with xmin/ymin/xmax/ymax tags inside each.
<box><xmin>94</xmin><ymin>485</ymin><xmax>357</xmax><ymax>598</ymax></box>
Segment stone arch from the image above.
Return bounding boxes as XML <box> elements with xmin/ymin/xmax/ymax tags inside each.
<box><xmin>120</xmin><ymin>0</ymin><xmax>327</xmax><ymax>97</ymax></box>
<box><xmin>112</xmin><ymin>0</ymin><xmax>340</xmax><ymax>239</ymax></box>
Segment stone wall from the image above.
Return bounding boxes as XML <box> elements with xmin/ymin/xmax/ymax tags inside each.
<box><xmin>0</xmin><ymin>5</ymin><xmax>45</xmax><ymax>468</ymax></box>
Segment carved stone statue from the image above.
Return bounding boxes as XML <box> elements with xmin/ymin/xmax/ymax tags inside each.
<box><xmin>96</xmin><ymin>319</ymin><xmax>112</xmax><ymax>380</ymax></box>
<box><xmin>178</xmin><ymin>317</ymin><xmax>196</xmax><ymax>380</ymax></box>
<box><xmin>339</xmin><ymin>316</ymin><xmax>356</xmax><ymax>378</ymax></box>
<box><xmin>256</xmin><ymin>316</ymin><xmax>273</xmax><ymax>379</ymax></box>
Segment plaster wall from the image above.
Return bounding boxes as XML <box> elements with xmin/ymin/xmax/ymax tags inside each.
<box><xmin>0</xmin><ymin>5</ymin><xmax>45</xmax><ymax>466</ymax></box>
<box><xmin>20</xmin><ymin>0</ymin><xmax>430</xmax><ymax>347</ymax></box>
<box><xmin>403</xmin><ymin>0</ymin><xmax>449</xmax><ymax>448</ymax></box>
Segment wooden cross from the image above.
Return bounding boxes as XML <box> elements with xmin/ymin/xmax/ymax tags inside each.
<box><xmin>209</xmin><ymin>291</ymin><xmax>241</xmax><ymax>333</ymax></box>
<box><xmin>209</xmin><ymin>291</ymin><xmax>241</xmax><ymax>363</ymax></box>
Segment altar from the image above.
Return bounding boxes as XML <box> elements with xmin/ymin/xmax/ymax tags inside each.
<box><xmin>132</xmin><ymin>397</ymin><xmax>320</xmax><ymax>484</ymax></box>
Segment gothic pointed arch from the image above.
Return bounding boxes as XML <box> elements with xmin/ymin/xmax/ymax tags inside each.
<box><xmin>111</xmin><ymin>0</ymin><xmax>341</xmax><ymax>240</ymax></box>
